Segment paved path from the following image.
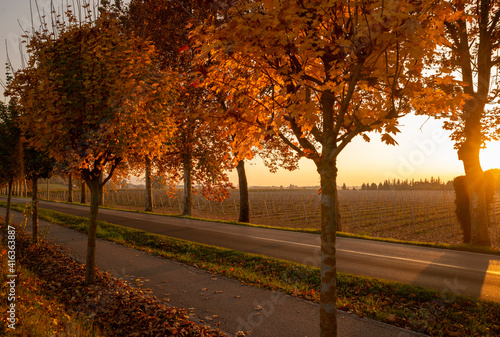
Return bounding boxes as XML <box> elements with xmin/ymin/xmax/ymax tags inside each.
<box><xmin>1</xmin><ymin>206</ymin><xmax>428</xmax><ymax>336</ymax></box>
<box><xmin>4</xmin><ymin>197</ymin><xmax>500</xmax><ymax>302</ymax></box>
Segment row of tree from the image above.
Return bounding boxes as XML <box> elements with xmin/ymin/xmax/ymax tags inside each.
<box><xmin>358</xmin><ymin>177</ymin><xmax>453</xmax><ymax>190</ymax></box>
<box><xmin>2</xmin><ymin>1</ymin><xmax>499</xmax><ymax>335</ymax></box>
<box><xmin>359</xmin><ymin>171</ymin><xmax>500</xmax><ymax>191</ymax></box>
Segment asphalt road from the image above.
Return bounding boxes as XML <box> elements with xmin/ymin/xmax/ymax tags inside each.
<box><xmin>4</xmin><ymin>196</ymin><xmax>500</xmax><ymax>302</ymax></box>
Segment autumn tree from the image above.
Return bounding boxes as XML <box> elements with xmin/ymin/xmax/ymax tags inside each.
<box><xmin>210</xmin><ymin>81</ymin><xmax>302</xmax><ymax>223</ymax></box>
<box><xmin>126</xmin><ymin>0</ymin><xmax>236</xmax><ymax>216</ymax></box>
<box><xmin>0</xmin><ymin>98</ymin><xmax>23</xmax><ymax>227</ymax></box>
<box><xmin>429</xmin><ymin>0</ymin><xmax>500</xmax><ymax>246</ymax></box>
<box><xmin>154</xmin><ymin>115</ymin><xmax>235</xmax><ymax>215</ymax></box>
<box><xmin>196</xmin><ymin>1</ymin><xmax>460</xmax><ymax>335</ymax></box>
<box><xmin>23</xmin><ymin>146</ymin><xmax>53</xmax><ymax>243</ymax></box>
<box><xmin>8</xmin><ymin>6</ymin><xmax>176</xmax><ymax>284</ymax></box>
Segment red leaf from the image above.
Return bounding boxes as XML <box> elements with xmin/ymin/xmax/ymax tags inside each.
<box><xmin>178</xmin><ymin>45</ymin><xmax>189</xmax><ymax>53</ymax></box>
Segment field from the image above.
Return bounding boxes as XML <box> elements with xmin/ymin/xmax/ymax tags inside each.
<box><xmin>37</xmin><ymin>187</ymin><xmax>500</xmax><ymax>249</ymax></box>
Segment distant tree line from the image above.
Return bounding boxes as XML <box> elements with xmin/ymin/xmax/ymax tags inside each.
<box><xmin>353</xmin><ymin>170</ymin><xmax>500</xmax><ymax>193</ymax></box>
<box><xmin>358</xmin><ymin>177</ymin><xmax>453</xmax><ymax>191</ymax></box>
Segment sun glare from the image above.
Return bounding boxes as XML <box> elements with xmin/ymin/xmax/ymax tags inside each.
<box><xmin>480</xmin><ymin>141</ymin><xmax>500</xmax><ymax>171</ymax></box>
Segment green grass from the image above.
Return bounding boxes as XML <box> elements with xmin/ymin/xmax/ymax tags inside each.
<box><xmin>3</xmin><ymin>202</ymin><xmax>500</xmax><ymax>336</ymax></box>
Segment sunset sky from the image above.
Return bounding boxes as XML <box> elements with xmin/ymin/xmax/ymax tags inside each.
<box><xmin>1</xmin><ymin>1</ymin><xmax>499</xmax><ymax>187</ymax></box>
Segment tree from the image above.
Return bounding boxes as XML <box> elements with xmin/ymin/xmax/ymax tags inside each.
<box><xmin>196</xmin><ymin>1</ymin><xmax>458</xmax><ymax>335</ymax></box>
<box><xmin>8</xmin><ymin>7</ymin><xmax>176</xmax><ymax>284</ymax></box>
<box><xmin>431</xmin><ymin>0</ymin><xmax>500</xmax><ymax>246</ymax></box>
<box><xmin>155</xmin><ymin>117</ymin><xmax>235</xmax><ymax>215</ymax></box>
<box><xmin>23</xmin><ymin>146</ymin><xmax>53</xmax><ymax>243</ymax></box>
<box><xmin>0</xmin><ymin>98</ymin><xmax>23</xmax><ymax>227</ymax></box>
<box><xmin>127</xmin><ymin>0</ymin><xmax>236</xmax><ymax>217</ymax></box>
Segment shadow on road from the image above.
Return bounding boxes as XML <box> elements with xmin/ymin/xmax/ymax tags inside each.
<box><xmin>410</xmin><ymin>250</ymin><xmax>491</xmax><ymax>300</ymax></box>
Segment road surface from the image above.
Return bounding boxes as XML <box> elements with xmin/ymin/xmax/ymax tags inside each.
<box><xmin>3</xmin><ymin>196</ymin><xmax>500</xmax><ymax>302</ymax></box>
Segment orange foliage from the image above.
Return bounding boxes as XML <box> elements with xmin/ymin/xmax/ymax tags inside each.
<box><xmin>193</xmin><ymin>1</ymin><xmax>468</xmax><ymax>334</ymax></box>
<box><xmin>8</xmin><ymin>10</ymin><xmax>176</xmax><ymax>184</ymax></box>
<box><xmin>195</xmin><ymin>0</ymin><xmax>466</xmax><ymax>162</ymax></box>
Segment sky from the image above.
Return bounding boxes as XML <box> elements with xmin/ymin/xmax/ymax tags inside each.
<box><xmin>1</xmin><ymin>0</ymin><xmax>499</xmax><ymax>187</ymax></box>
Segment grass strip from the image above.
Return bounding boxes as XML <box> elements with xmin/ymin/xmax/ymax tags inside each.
<box><xmin>4</xmin><ymin>203</ymin><xmax>500</xmax><ymax>336</ymax></box>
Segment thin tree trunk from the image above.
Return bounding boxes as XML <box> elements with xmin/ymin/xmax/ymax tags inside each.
<box><xmin>99</xmin><ymin>173</ymin><xmax>104</xmax><ymax>207</ymax></box>
<box><xmin>237</xmin><ymin>160</ymin><xmax>250</xmax><ymax>223</ymax></box>
<box><xmin>80</xmin><ymin>179</ymin><xmax>86</xmax><ymax>204</ymax></box>
<box><xmin>182</xmin><ymin>151</ymin><xmax>193</xmax><ymax>216</ymax></box>
<box><xmin>317</xmin><ymin>158</ymin><xmax>339</xmax><ymax>337</ymax></box>
<box><xmin>145</xmin><ymin>157</ymin><xmax>153</xmax><ymax>212</ymax></box>
<box><xmin>85</xmin><ymin>178</ymin><xmax>101</xmax><ymax>284</ymax></box>
<box><xmin>318</xmin><ymin>90</ymin><xmax>342</xmax><ymax>336</ymax></box>
<box><xmin>68</xmin><ymin>174</ymin><xmax>73</xmax><ymax>203</ymax></box>
<box><xmin>5</xmin><ymin>179</ymin><xmax>13</xmax><ymax>227</ymax></box>
<box><xmin>32</xmin><ymin>177</ymin><xmax>39</xmax><ymax>243</ymax></box>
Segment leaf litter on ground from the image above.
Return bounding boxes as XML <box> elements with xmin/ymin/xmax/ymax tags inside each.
<box><xmin>1</xmin><ymin>221</ymin><xmax>226</xmax><ymax>337</ymax></box>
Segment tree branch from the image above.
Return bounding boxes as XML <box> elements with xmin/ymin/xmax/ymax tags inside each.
<box><xmin>287</xmin><ymin>116</ymin><xmax>319</xmax><ymax>157</ymax></box>
<box><xmin>102</xmin><ymin>157</ymin><xmax>122</xmax><ymax>186</ymax></box>
<box><xmin>332</xmin><ymin>62</ymin><xmax>363</xmax><ymax>139</ymax></box>
<box><xmin>278</xmin><ymin>132</ymin><xmax>305</xmax><ymax>157</ymax></box>
<box><xmin>488</xmin><ymin>8</ymin><xmax>500</xmax><ymax>35</ymax></box>
<box><xmin>311</xmin><ymin>125</ymin><xmax>322</xmax><ymax>143</ymax></box>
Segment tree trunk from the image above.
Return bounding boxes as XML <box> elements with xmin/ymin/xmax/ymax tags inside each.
<box><xmin>458</xmin><ymin>100</ymin><xmax>491</xmax><ymax>246</ymax></box>
<box><xmin>85</xmin><ymin>178</ymin><xmax>101</xmax><ymax>284</ymax></box>
<box><xmin>459</xmin><ymin>150</ymin><xmax>491</xmax><ymax>246</ymax></box>
<box><xmin>453</xmin><ymin>1</ymin><xmax>492</xmax><ymax>246</ymax></box>
<box><xmin>80</xmin><ymin>179</ymin><xmax>86</xmax><ymax>204</ymax></box>
<box><xmin>145</xmin><ymin>157</ymin><xmax>153</xmax><ymax>212</ymax></box>
<box><xmin>32</xmin><ymin>177</ymin><xmax>39</xmax><ymax>243</ymax></box>
<box><xmin>5</xmin><ymin>179</ymin><xmax>13</xmax><ymax>227</ymax></box>
<box><xmin>317</xmin><ymin>157</ymin><xmax>340</xmax><ymax>337</ymax></box>
<box><xmin>99</xmin><ymin>173</ymin><xmax>104</xmax><ymax>207</ymax></box>
<box><xmin>237</xmin><ymin>160</ymin><xmax>250</xmax><ymax>223</ymax></box>
<box><xmin>68</xmin><ymin>174</ymin><xmax>73</xmax><ymax>203</ymax></box>
<box><xmin>182</xmin><ymin>151</ymin><xmax>193</xmax><ymax>216</ymax></box>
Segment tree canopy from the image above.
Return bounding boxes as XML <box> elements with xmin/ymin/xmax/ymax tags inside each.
<box><xmin>8</xmin><ymin>6</ymin><xmax>177</xmax><ymax>283</ymax></box>
<box><xmin>194</xmin><ymin>1</ymin><xmax>465</xmax><ymax>335</ymax></box>
<box><xmin>428</xmin><ymin>0</ymin><xmax>500</xmax><ymax>246</ymax></box>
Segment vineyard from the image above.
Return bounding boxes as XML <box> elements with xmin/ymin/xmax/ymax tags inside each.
<box><xmin>33</xmin><ymin>187</ymin><xmax>500</xmax><ymax>249</ymax></box>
